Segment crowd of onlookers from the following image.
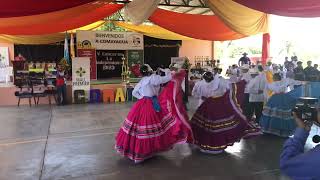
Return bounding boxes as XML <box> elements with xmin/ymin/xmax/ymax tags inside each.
<box><xmin>232</xmin><ymin>54</ymin><xmax>319</xmax><ymax>82</ymax></box>
<box><xmin>281</xmin><ymin>56</ymin><xmax>319</xmax><ymax>82</ymax></box>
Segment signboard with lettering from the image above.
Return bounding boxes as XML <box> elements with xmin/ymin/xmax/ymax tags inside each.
<box><xmin>72</xmin><ymin>57</ymin><xmax>91</xmax><ymax>101</ymax></box>
<box><xmin>77</xmin><ymin>49</ymin><xmax>97</xmax><ymax>80</ymax></box>
<box><xmin>77</xmin><ymin>30</ymin><xmax>143</xmax><ymax>50</ymax></box>
<box><xmin>96</xmin><ymin>50</ymin><xmax>125</xmax><ymax>79</ymax></box>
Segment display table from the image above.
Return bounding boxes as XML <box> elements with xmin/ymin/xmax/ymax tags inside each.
<box><xmin>0</xmin><ymin>77</ymin><xmax>196</xmax><ymax>106</ymax></box>
<box><xmin>0</xmin><ymin>78</ymin><xmax>140</xmax><ymax>106</ymax></box>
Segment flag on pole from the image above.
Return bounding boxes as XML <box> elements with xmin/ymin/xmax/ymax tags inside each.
<box><xmin>64</xmin><ymin>32</ymin><xmax>70</xmax><ymax>64</ymax></box>
<box><xmin>70</xmin><ymin>33</ymin><xmax>75</xmax><ymax>59</ymax></box>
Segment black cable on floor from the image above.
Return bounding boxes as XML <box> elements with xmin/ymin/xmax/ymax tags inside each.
<box><xmin>39</xmin><ymin>105</ymin><xmax>53</xmax><ymax>180</ymax></box>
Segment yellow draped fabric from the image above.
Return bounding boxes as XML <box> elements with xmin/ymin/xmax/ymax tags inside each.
<box><xmin>205</xmin><ymin>0</ymin><xmax>269</xmax><ymax>36</ymax></box>
<box><xmin>0</xmin><ymin>34</ymin><xmax>66</xmax><ymax>44</ymax></box>
<box><xmin>266</xmin><ymin>71</ymin><xmax>274</xmax><ymax>97</ymax></box>
<box><xmin>0</xmin><ymin>21</ymin><xmax>105</xmax><ymax>44</ymax></box>
<box><xmin>115</xmin><ymin>21</ymin><xmax>193</xmax><ymax>40</ymax></box>
<box><xmin>68</xmin><ymin>20</ymin><xmax>105</xmax><ymax>33</ymax></box>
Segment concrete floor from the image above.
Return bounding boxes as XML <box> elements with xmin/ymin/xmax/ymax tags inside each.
<box><xmin>1</xmin><ymin>98</ymin><xmax>314</xmax><ymax>180</ymax></box>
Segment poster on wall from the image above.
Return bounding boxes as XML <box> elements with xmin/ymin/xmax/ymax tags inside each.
<box><xmin>77</xmin><ymin>49</ymin><xmax>97</xmax><ymax>80</ymax></box>
<box><xmin>128</xmin><ymin>50</ymin><xmax>144</xmax><ymax>66</ymax></box>
<box><xmin>0</xmin><ymin>47</ymin><xmax>9</xmax><ymax>67</ymax></box>
<box><xmin>128</xmin><ymin>50</ymin><xmax>144</xmax><ymax>78</ymax></box>
<box><xmin>72</xmin><ymin>57</ymin><xmax>91</xmax><ymax>101</ymax></box>
<box><xmin>77</xmin><ymin>30</ymin><xmax>144</xmax><ymax>50</ymax></box>
<box><xmin>96</xmin><ymin>50</ymin><xmax>125</xmax><ymax>79</ymax></box>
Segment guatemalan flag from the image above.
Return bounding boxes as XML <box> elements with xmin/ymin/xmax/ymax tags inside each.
<box><xmin>64</xmin><ymin>32</ymin><xmax>70</xmax><ymax>64</ymax></box>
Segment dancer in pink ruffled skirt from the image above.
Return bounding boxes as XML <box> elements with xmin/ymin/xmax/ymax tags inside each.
<box><xmin>115</xmin><ymin>65</ymin><xmax>193</xmax><ymax>163</ymax></box>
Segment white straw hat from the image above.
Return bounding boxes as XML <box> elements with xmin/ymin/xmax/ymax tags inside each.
<box><xmin>249</xmin><ymin>68</ymin><xmax>258</xmax><ymax>74</ymax></box>
<box><xmin>240</xmin><ymin>64</ymin><xmax>250</xmax><ymax>70</ymax></box>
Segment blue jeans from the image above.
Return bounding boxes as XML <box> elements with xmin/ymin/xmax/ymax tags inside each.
<box><xmin>57</xmin><ymin>84</ymin><xmax>67</xmax><ymax>105</ymax></box>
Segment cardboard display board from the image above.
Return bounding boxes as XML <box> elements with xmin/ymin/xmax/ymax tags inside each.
<box><xmin>0</xmin><ymin>47</ymin><xmax>10</xmax><ymax>82</ymax></box>
<box><xmin>77</xmin><ymin>49</ymin><xmax>97</xmax><ymax>80</ymax></box>
<box><xmin>72</xmin><ymin>57</ymin><xmax>91</xmax><ymax>101</ymax></box>
<box><xmin>96</xmin><ymin>50</ymin><xmax>125</xmax><ymax>79</ymax></box>
<box><xmin>0</xmin><ymin>47</ymin><xmax>9</xmax><ymax>67</ymax></box>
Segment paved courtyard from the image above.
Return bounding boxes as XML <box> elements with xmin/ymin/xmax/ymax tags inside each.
<box><xmin>0</xmin><ymin>98</ymin><xmax>313</xmax><ymax>180</ymax></box>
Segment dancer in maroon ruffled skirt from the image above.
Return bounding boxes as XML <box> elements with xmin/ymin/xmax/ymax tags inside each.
<box><xmin>191</xmin><ymin>75</ymin><xmax>261</xmax><ymax>154</ymax></box>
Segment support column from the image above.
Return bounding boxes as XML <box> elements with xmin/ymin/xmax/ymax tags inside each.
<box><xmin>261</xmin><ymin>33</ymin><xmax>270</xmax><ymax>65</ymax></box>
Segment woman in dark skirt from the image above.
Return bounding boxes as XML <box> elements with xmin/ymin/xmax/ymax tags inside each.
<box><xmin>191</xmin><ymin>78</ymin><xmax>261</xmax><ymax>154</ymax></box>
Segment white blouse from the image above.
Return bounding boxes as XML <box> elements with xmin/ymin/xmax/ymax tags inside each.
<box><xmin>266</xmin><ymin>78</ymin><xmax>303</xmax><ymax>94</ymax></box>
<box><xmin>213</xmin><ymin>75</ymin><xmax>229</xmax><ymax>97</ymax></box>
<box><xmin>132</xmin><ymin>69</ymin><xmax>172</xmax><ymax>99</ymax></box>
<box><xmin>192</xmin><ymin>74</ymin><xmax>229</xmax><ymax>107</ymax></box>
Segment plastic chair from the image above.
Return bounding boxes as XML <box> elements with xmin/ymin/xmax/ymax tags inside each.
<box><xmin>115</xmin><ymin>88</ymin><xmax>125</xmax><ymax>102</ymax></box>
<box><xmin>32</xmin><ymin>85</ymin><xmax>47</xmax><ymax>105</ymax></box>
<box><xmin>102</xmin><ymin>89</ymin><xmax>115</xmax><ymax>103</ymax></box>
<box><xmin>90</xmin><ymin>89</ymin><xmax>101</xmax><ymax>103</ymax></box>
<box><xmin>15</xmin><ymin>90</ymin><xmax>33</xmax><ymax>107</ymax></box>
<box><xmin>74</xmin><ymin>90</ymin><xmax>86</xmax><ymax>104</ymax></box>
<box><xmin>44</xmin><ymin>88</ymin><xmax>57</xmax><ymax>105</ymax></box>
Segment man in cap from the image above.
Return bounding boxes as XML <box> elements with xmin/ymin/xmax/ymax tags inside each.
<box><xmin>247</xmin><ymin>68</ymin><xmax>266</xmax><ymax>123</ymax></box>
<box><xmin>238</xmin><ymin>52</ymin><xmax>251</xmax><ymax>66</ymax></box>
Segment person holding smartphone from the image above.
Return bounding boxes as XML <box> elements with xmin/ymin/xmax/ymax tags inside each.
<box><xmin>280</xmin><ymin>110</ymin><xmax>320</xmax><ymax>179</ymax></box>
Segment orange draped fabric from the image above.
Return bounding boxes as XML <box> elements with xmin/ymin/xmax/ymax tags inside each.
<box><xmin>149</xmin><ymin>8</ymin><xmax>245</xmax><ymax>41</ymax></box>
<box><xmin>0</xmin><ymin>0</ymin><xmax>96</xmax><ymax>18</ymax></box>
<box><xmin>0</xmin><ymin>2</ymin><xmax>122</xmax><ymax>35</ymax></box>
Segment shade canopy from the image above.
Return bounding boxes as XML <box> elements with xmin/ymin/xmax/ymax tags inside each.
<box><xmin>0</xmin><ymin>1</ymin><xmax>119</xmax><ymax>35</ymax></box>
<box><xmin>236</xmin><ymin>0</ymin><xmax>320</xmax><ymax>18</ymax></box>
<box><xmin>149</xmin><ymin>9</ymin><xmax>245</xmax><ymax>41</ymax></box>
<box><xmin>0</xmin><ymin>0</ymin><xmax>97</xmax><ymax>18</ymax></box>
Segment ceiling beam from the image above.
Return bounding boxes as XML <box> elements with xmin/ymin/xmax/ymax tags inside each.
<box><xmin>163</xmin><ymin>0</ymin><xmax>170</xmax><ymax>5</ymax></box>
<box><xmin>200</xmin><ymin>9</ymin><xmax>212</xmax><ymax>15</ymax></box>
<box><xmin>170</xmin><ymin>6</ymin><xmax>181</xmax><ymax>11</ymax></box>
<box><xmin>113</xmin><ymin>0</ymin><xmax>209</xmax><ymax>8</ymax></box>
<box><xmin>183</xmin><ymin>7</ymin><xmax>196</xmax><ymax>14</ymax></box>
<box><xmin>182</xmin><ymin>0</ymin><xmax>189</xmax><ymax>6</ymax></box>
<box><xmin>198</xmin><ymin>0</ymin><xmax>206</xmax><ymax>7</ymax></box>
